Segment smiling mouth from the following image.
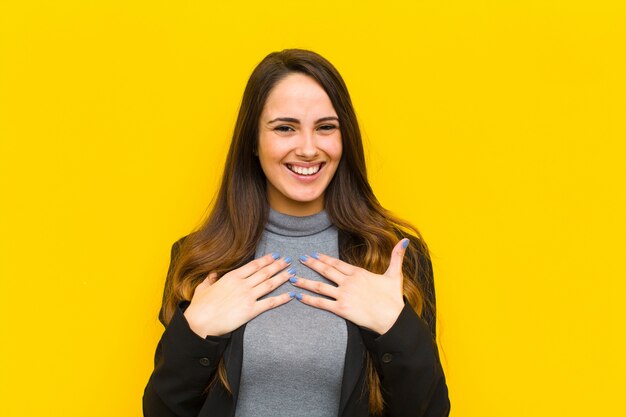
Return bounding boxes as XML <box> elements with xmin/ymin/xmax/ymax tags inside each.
<box><xmin>286</xmin><ymin>163</ymin><xmax>324</xmax><ymax>176</ymax></box>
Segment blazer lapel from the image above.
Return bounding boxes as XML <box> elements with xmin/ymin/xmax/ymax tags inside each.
<box><xmin>223</xmin><ymin>252</ymin><xmax>255</xmax><ymax>415</ymax></box>
<box><xmin>337</xmin><ymin>229</ymin><xmax>366</xmax><ymax>415</ymax></box>
<box><xmin>338</xmin><ymin>320</ymin><xmax>365</xmax><ymax>416</ymax></box>
<box><xmin>223</xmin><ymin>323</ymin><xmax>246</xmax><ymax>415</ymax></box>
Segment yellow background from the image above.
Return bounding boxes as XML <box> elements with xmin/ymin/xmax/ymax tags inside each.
<box><xmin>1</xmin><ymin>1</ymin><xmax>625</xmax><ymax>416</ymax></box>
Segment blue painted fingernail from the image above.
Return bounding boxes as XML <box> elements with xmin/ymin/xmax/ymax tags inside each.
<box><xmin>311</xmin><ymin>252</ymin><xmax>319</xmax><ymax>259</ymax></box>
<box><xmin>289</xmin><ymin>291</ymin><xmax>296</xmax><ymax>298</ymax></box>
<box><xmin>402</xmin><ymin>239</ymin><xmax>409</xmax><ymax>249</ymax></box>
<box><xmin>284</xmin><ymin>256</ymin><xmax>292</xmax><ymax>264</ymax></box>
<box><xmin>272</xmin><ymin>252</ymin><xmax>280</xmax><ymax>260</ymax></box>
<box><xmin>289</xmin><ymin>276</ymin><xmax>297</xmax><ymax>283</ymax></box>
<box><xmin>295</xmin><ymin>293</ymin><xmax>303</xmax><ymax>301</ymax></box>
<box><xmin>288</xmin><ymin>267</ymin><xmax>296</xmax><ymax>275</ymax></box>
<box><xmin>299</xmin><ymin>255</ymin><xmax>309</xmax><ymax>262</ymax></box>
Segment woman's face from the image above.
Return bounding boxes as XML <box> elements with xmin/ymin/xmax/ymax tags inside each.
<box><xmin>257</xmin><ymin>72</ymin><xmax>342</xmax><ymax>216</ymax></box>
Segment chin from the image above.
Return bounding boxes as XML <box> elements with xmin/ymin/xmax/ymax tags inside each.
<box><xmin>289</xmin><ymin>194</ymin><xmax>323</xmax><ymax>204</ymax></box>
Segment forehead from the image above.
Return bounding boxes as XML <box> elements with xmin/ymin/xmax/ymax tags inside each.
<box><xmin>261</xmin><ymin>73</ymin><xmax>336</xmax><ymax>118</ymax></box>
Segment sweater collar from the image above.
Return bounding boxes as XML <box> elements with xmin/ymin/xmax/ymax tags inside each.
<box><xmin>265</xmin><ymin>207</ymin><xmax>333</xmax><ymax>237</ymax></box>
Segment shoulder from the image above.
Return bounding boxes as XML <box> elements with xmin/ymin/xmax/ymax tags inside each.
<box><xmin>168</xmin><ymin>234</ymin><xmax>192</xmax><ymax>260</ymax></box>
<box><xmin>399</xmin><ymin>232</ymin><xmax>438</xmax><ymax>337</ymax></box>
<box><xmin>172</xmin><ymin>234</ymin><xmax>189</xmax><ymax>251</ymax></box>
<box><xmin>158</xmin><ymin>234</ymin><xmax>190</xmax><ymax>326</ymax></box>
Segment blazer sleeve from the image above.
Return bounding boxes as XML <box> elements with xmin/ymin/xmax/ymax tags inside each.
<box><xmin>360</xmin><ymin>255</ymin><xmax>451</xmax><ymax>417</ymax></box>
<box><xmin>143</xmin><ymin>238</ymin><xmax>231</xmax><ymax>417</ymax></box>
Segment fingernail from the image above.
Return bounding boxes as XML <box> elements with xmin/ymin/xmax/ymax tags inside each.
<box><xmin>284</xmin><ymin>256</ymin><xmax>292</xmax><ymax>264</ymax></box>
<box><xmin>288</xmin><ymin>267</ymin><xmax>296</xmax><ymax>275</ymax></box>
<box><xmin>272</xmin><ymin>252</ymin><xmax>280</xmax><ymax>260</ymax></box>
<box><xmin>289</xmin><ymin>276</ymin><xmax>297</xmax><ymax>283</ymax></box>
<box><xmin>288</xmin><ymin>291</ymin><xmax>296</xmax><ymax>298</ymax></box>
<box><xmin>295</xmin><ymin>293</ymin><xmax>303</xmax><ymax>301</ymax></box>
<box><xmin>299</xmin><ymin>255</ymin><xmax>309</xmax><ymax>262</ymax></box>
<box><xmin>402</xmin><ymin>239</ymin><xmax>409</xmax><ymax>249</ymax></box>
<box><xmin>311</xmin><ymin>252</ymin><xmax>319</xmax><ymax>259</ymax></box>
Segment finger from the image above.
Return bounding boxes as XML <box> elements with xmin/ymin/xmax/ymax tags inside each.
<box><xmin>230</xmin><ymin>252</ymin><xmax>282</xmax><ymax>280</ymax></box>
<box><xmin>385</xmin><ymin>238</ymin><xmax>409</xmax><ymax>278</ymax></box>
<box><xmin>299</xmin><ymin>254</ymin><xmax>346</xmax><ymax>285</ymax></box>
<box><xmin>247</xmin><ymin>256</ymin><xmax>292</xmax><ymax>287</ymax></box>
<box><xmin>296</xmin><ymin>292</ymin><xmax>338</xmax><ymax>315</ymax></box>
<box><xmin>252</xmin><ymin>267</ymin><xmax>296</xmax><ymax>298</ymax></box>
<box><xmin>290</xmin><ymin>276</ymin><xmax>339</xmax><ymax>299</ymax></box>
<box><xmin>253</xmin><ymin>292</ymin><xmax>294</xmax><ymax>315</ymax></box>
<box><xmin>195</xmin><ymin>272</ymin><xmax>218</xmax><ymax>293</ymax></box>
<box><xmin>311</xmin><ymin>252</ymin><xmax>357</xmax><ymax>276</ymax></box>
<box><xmin>207</xmin><ymin>272</ymin><xmax>218</xmax><ymax>285</ymax></box>
<box><xmin>291</xmin><ymin>277</ymin><xmax>339</xmax><ymax>300</ymax></box>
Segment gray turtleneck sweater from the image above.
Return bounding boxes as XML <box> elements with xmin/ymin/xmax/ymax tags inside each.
<box><xmin>233</xmin><ymin>208</ymin><xmax>348</xmax><ymax>417</ymax></box>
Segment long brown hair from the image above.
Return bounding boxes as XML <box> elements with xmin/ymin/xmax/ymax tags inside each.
<box><xmin>160</xmin><ymin>48</ymin><xmax>436</xmax><ymax>415</ymax></box>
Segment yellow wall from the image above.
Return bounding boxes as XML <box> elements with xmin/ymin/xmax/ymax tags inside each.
<box><xmin>1</xmin><ymin>1</ymin><xmax>624</xmax><ymax>416</ymax></box>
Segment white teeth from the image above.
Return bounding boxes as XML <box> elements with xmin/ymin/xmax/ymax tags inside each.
<box><xmin>287</xmin><ymin>164</ymin><xmax>321</xmax><ymax>176</ymax></box>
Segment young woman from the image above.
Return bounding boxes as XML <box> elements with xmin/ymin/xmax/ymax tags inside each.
<box><xmin>143</xmin><ymin>48</ymin><xmax>450</xmax><ymax>417</ymax></box>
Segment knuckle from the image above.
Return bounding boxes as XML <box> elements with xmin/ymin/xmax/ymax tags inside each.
<box><xmin>267</xmin><ymin>265</ymin><xmax>281</xmax><ymax>276</ymax></box>
<box><xmin>266</xmin><ymin>278</ymin><xmax>277</xmax><ymax>290</ymax></box>
<box><xmin>313</xmin><ymin>282</ymin><xmax>324</xmax><ymax>293</ymax></box>
<box><xmin>336</xmin><ymin>301</ymin><xmax>349</xmax><ymax>314</ymax></box>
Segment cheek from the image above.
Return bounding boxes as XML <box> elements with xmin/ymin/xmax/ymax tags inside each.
<box><xmin>327</xmin><ymin>138</ymin><xmax>343</xmax><ymax>162</ymax></box>
<box><xmin>323</xmin><ymin>140</ymin><xmax>342</xmax><ymax>179</ymax></box>
<box><xmin>258</xmin><ymin>136</ymin><xmax>285</xmax><ymax>166</ymax></box>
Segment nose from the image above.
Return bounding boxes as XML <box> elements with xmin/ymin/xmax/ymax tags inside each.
<box><xmin>295</xmin><ymin>130</ymin><xmax>319</xmax><ymax>159</ymax></box>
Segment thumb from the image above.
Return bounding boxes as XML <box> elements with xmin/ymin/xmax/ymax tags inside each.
<box><xmin>385</xmin><ymin>238</ymin><xmax>410</xmax><ymax>278</ymax></box>
<box><xmin>206</xmin><ymin>271</ymin><xmax>219</xmax><ymax>285</ymax></box>
<box><xmin>198</xmin><ymin>272</ymin><xmax>218</xmax><ymax>291</ymax></box>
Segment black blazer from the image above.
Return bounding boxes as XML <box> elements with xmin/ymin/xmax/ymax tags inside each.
<box><xmin>143</xmin><ymin>231</ymin><xmax>450</xmax><ymax>417</ymax></box>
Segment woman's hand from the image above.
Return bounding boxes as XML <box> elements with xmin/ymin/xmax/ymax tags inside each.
<box><xmin>291</xmin><ymin>239</ymin><xmax>409</xmax><ymax>335</ymax></box>
<box><xmin>183</xmin><ymin>253</ymin><xmax>295</xmax><ymax>337</ymax></box>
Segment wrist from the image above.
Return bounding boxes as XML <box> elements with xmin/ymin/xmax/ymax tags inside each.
<box><xmin>372</xmin><ymin>301</ymin><xmax>404</xmax><ymax>335</ymax></box>
<box><xmin>183</xmin><ymin>307</ymin><xmax>223</xmax><ymax>338</ymax></box>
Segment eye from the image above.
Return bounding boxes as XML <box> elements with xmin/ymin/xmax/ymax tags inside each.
<box><xmin>318</xmin><ymin>124</ymin><xmax>338</xmax><ymax>131</ymax></box>
<box><xmin>275</xmin><ymin>125</ymin><xmax>295</xmax><ymax>133</ymax></box>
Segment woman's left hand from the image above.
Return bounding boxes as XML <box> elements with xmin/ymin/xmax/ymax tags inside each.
<box><xmin>292</xmin><ymin>238</ymin><xmax>409</xmax><ymax>335</ymax></box>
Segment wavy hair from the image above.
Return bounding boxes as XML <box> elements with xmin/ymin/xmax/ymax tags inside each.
<box><xmin>159</xmin><ymin>48</ymin><xmax>436</xmax><ymax>415</ymax></box>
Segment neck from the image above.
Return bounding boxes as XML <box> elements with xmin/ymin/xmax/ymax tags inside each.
<box><xmin>265</xmin><ymin>182</ymin><xmax>326</xmax><ymax>216</ymax></box>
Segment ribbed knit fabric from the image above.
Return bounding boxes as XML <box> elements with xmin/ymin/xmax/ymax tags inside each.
<box><xmin>233</xmin><ymin>208</ymin><xmax>348</xmax><ymax>417</ymax></box>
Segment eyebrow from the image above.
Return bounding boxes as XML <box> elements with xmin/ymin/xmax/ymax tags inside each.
<box><xmin>267</xmin><ymin>116</ymin><xmax>339</xmax><ymax>124</ymax></box>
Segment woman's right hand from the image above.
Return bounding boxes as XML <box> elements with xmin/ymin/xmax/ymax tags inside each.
<box><xmin>183</xmin><ymin>253</ymin><xmax>295</xmax><ymax>337</ymax></box>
